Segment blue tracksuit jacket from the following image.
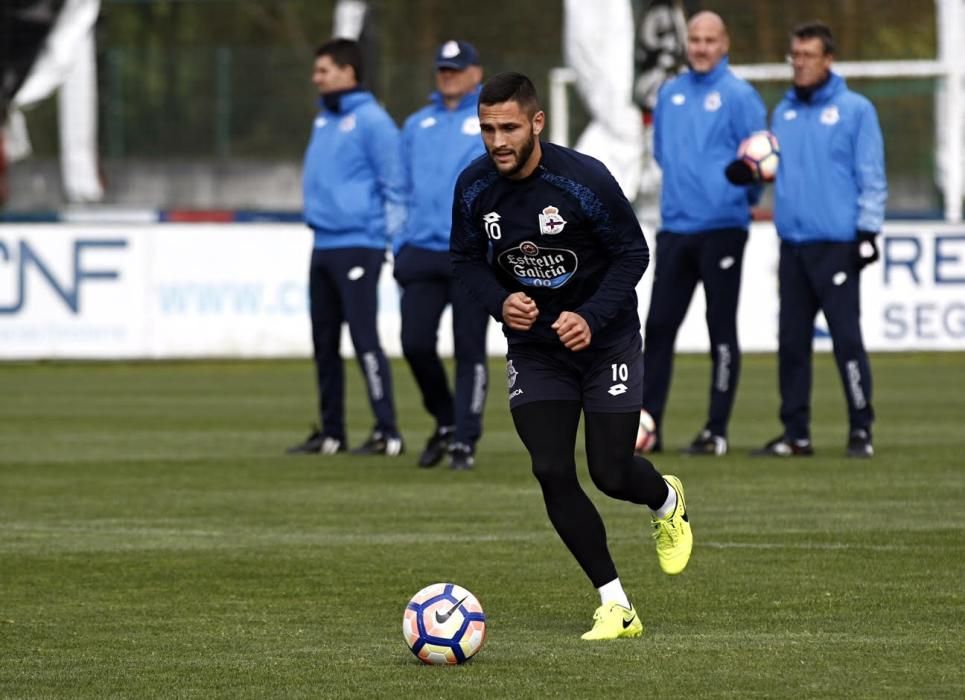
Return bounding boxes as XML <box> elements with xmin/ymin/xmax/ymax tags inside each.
<box><xmin>653</xmin><ymin>56</ymin><xmax>767</xmax><ymax>233</ymax></box>
<box><xmin>771</xmin><ymin>72</ymin><xmax>887</xmax><ymax>242</ymax></box>
<box><xmin>302</xmin><ymin>90</ymin><xmax>405</xmax><ymax>250</ymax></box>
<box><xmin>396</xmin><ymin>87</ymin><xmax>485</xmax><ymax>255</ymax></box>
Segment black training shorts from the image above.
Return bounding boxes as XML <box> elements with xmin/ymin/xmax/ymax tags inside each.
<box><xmin>504</xmin><ymin>332</ymin><xmax>643</xmax><ymax>413</ymax></box>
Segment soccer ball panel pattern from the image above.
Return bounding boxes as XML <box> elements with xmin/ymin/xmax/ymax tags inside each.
<box><xmin>738</xmin><ymin>130</ymin><xmax>781</xmax><ymax>182</ymax></box>
<box><xmin>402</xmin><ymin>582</ymin><xmax>486</xmax><ymax>665</ymax></box>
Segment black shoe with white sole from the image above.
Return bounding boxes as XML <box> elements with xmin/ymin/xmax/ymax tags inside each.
<box><xmin>448</xmin><ymin>442</ymin><xmax>475</xmax><ymax>470</ymax></box>
<box><xmin>286</xmin><ymin>426</ymin><xmax>346</xmax><ymax>455</ymax></box>
<box><xmin>682</xmin><ymin>429</ymin><xmax>728</xmax><ymax>456</ymax></box>
<box><xmin>846</xmin><ymin>429</ymin><xmax>874</xmax><ymax>458</ymax></box>
<box><xmin>418</xmin><ymin>426</ymin><xmax>454</xmax><ymax>468</ymax></box>
<box><xmin>751</xmin><ymin>435</ymin><xmax>814</xmax><ymax>457</ymax></box>
<box><xmin>351</xmin><ymin>430</ymin><xmax>404</xmax><ymax>456</ymax></box>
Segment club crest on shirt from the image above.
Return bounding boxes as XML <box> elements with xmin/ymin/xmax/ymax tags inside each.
<box><xmin>462</xmin><ymin>117</ymin><xmax>481</xmax><ymax>135</ymax></box>
<box><xmin>498</xmin><ymin>241</ymin><xmax>579</xmax><ymax>289</ymax></box>
<box><xmin>704</xmin><ymin>91</ymin><xmax>722</xmax><ymax>112</ymax></box>
<box><xmin>821</xmin><ymin>106</ymin><xmax>840</xmax><ymax>125</ymax></box>
<box><xmin>420</xmin><ymin>116</ymin><xmax>437</xmax><ymax>128</ymax></box>
<box><xmin>538</xmin><ymin>205</ymin><xmax>567</xmax><ymax>235</ymax></box>
<box><xmin>339</xmin><ymin>114</ymin><xmax>357</xmax><ymax>132</ymax></box>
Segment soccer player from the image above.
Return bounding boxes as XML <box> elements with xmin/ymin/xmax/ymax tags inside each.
<box><xmin>287</xmin><ymin>38</ymin><xmax>405</xmax><ymax>457</ymax></box>
<box><xmin>395</xmin><ymin>40</ymin><xmax>490</xmax><ymax>471</ymax></box>
<box><xmin>749</xmin><ymin>21</ymin><xmax>886</xmax><ymax>458</ymax></box>
<box><xmin>451</xmin><ymin>72</ymin><xmax>693</xmax><ymax>640</ymax></box>
<box><xmin>642</xmin><ymin>11</ymin><xmax>767</xmax><ymax>456</ymax></box>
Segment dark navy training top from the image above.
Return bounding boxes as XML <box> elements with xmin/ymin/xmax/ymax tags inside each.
<box><xmin>450</xmin><ymin>141</ymin><xmax>649</xmax><ymax>348</ymax></box>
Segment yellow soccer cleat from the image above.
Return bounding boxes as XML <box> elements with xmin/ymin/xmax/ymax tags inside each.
<box><xmin>652</xmin><ymin>474</ymin><xmax>693</xmax><ymax>575</ymax></box>
<box><xmin>580</xmin><ymin>602</ymin><xmax>643</xmax><ymax>641</ymax></box>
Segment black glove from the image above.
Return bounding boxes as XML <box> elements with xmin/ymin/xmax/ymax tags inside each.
<box><xmin>725</xmin><ymin>159</ymin><xmax>756</xmax><ymax>185</ymax></box>
<box><xmin>855</xmin><ymin>230</ymin><xmax>880</xmax><ymax>269</ymax></box>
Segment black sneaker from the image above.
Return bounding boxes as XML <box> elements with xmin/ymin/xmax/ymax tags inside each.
<box><xmin>351</xmin><ymin>430</ymin><xmax>404</xmax><ymax>456</ymax></box>
<box><xmin>751</xmin><ymin>435</ymin><xmax>814</xmax><ymax>457</ymax></box>
<box><xmin>418</xmin><ymin>426</ymin><xmax>454</xmax><ymax>468</ymax></box>
<box><xmin>448</xmin><ymin>442</ymin><xmax>475</xmax><ymax>470</ymax></box>
<box><xmin>846</xmin><ymin>429</ymin><xmax>874</xmax><ymax>458</ymax></box>
<box><xmin>682</xmin><ymin>429</ymin><xmax>728</xmax><ymax>456</ymax></box>
<box><xmin>286</xmin><ymin>426</ymin><xmax>346</xmax><ymax>455</ymax></box>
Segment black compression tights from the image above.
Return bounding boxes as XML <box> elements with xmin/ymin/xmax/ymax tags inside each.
<box><xmin>511</xmin><ymin>400</ymin><xmax>670</xmax><ymax>588</ymax></box>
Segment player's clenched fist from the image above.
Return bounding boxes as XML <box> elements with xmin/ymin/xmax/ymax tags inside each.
<box><xmin>552</xmin><ymin>311</ymin><xmax>591</xmax><ymax>351</ymax></box>
<box><xmin>502</xmin><ymin>292</ymin><xmax>539</xmax><ymax>331</ymax></box>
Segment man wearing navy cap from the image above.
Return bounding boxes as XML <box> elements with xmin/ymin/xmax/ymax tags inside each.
<box><xmin>395</xmin><ymin>40</ymin><xmax>489</xmax><ymax>470</ymax></box>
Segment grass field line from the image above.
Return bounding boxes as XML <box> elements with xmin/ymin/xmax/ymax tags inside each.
<box><xmin>0</xmin><ymin>522</ymin><xmax>933</xmax><ymax>553</ymax></box>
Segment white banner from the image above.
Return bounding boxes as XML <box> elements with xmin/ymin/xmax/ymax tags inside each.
<box><xmin>637</xmin><ymin>222</ymin><xmax>781</xmax><ymax>353</ymax></box>
<box><xmin>863</xmin><ymin>223</ymin><xmax>965</xmax><ymax>349</ymax></box>
<box><xmin>0</xmin><ymin>222</ymin><xmax>962</xmax><ymax>359</ymax></box>
<box><xmin>651</xmin><ymin>221</ymin><xmax>965</xmax><ymax>353</ymax></box>
<box><xmin>0</xmin><ymin>224</ymin><xmax>312</xmax><ymax>358</ymax></box>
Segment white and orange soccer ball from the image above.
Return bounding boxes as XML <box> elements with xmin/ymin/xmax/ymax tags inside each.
<box><xmin>402</xmin><ymin>582</ymin><xmax>486</xmax><ymax>665</ymax></box>
<box><xmin>635</xmin><ymin>409</ymin><xmax>658</xmax><ymax>454</ymax></box>
<box><xmin>737</xmin><ymin>130</ymin><xmax>780</xmax><ymax>182</ymax></box>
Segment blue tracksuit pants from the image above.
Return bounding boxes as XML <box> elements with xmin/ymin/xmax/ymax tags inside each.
<box><xmin>777</xmin><ymin>240</ymin><xmax>874</xmax><ymax>440</ymax></box>
<box><xmin>641</xmin><ymin>228</ymin><xmax>747</xmax><ymax>441</ymax></box>
<box><xmin>309</xmin><ymin>246</ymin><xmax>398</xmax><ymax>440</ymax></box>
<box><xmin>394</xmin><ymin>245</ymin><xmax>489</xmax><ymax>446</ymax></box>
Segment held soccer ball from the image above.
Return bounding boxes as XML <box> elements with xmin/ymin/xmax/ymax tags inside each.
<box><xmin>737</xmin><ymin>130</ymin><xmax>780</xmax><ymax>182</ymax></box>
<box><xmin>635</xmin><ymin>409</ymin><xmax>658</xmax><ymax>454</ymax></box>
<box><xmin>402</xmin><ymin>582</ymin><xmax>486</xmax><ymax>665</ymax></box>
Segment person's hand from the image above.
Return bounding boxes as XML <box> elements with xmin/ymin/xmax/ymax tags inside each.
<box><xmin>552</xmin><ymin>311</ymin><xmax>591</xmax><ymax>351</ymax></box>
<box><xmin>724</xmin><ymin>158</ymin><xmax>757</xmax><ymax>185</ymax></box>
<box><xmin>855</xmin><ymin>230</ymin><xmax>880</xmax><ymax>269</ymax></box>
<box><xmin>502</xmin><ymin>292</ymin><xmax>539</xmax><ymax>330</ymax></box>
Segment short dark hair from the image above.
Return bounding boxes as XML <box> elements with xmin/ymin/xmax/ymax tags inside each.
<box><xmin>791</xmin><ymin>21</ymin><xmax>835</xmax><ymax>55</ymax></box>
<box><xmin>479</xmin><ymin>72</ymin><xmax>541</xmax><ymax>116</ymax></box>
<box><xmin>315</xmin><ymin>38</ymin><xmax>364</xmax><ymax>84</ymax></box>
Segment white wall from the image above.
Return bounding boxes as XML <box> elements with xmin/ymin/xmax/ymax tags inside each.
<box><xmin>0</xmin><ymin>222</ymin><xmax>962</xmax><ymax>359</ymax></box>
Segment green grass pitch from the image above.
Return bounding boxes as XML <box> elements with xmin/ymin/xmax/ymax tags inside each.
<box><xmin>1</xmin><ymin>353</ymin><xmax>963</xmax><ymax>698</ymax></box>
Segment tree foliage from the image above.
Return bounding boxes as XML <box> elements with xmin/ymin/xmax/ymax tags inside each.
<box><xmin>22</xmin><ymin>0</ymin><xmax>940</xmax><ymax>207</ymax></box>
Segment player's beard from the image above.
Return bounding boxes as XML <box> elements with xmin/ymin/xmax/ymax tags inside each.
<box><xmin>488</xmin><ymin>129</ymin><xmax>536</xmax><ymax>179</ymax></box>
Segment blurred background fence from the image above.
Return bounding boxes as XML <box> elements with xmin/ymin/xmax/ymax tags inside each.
<box><xmin>1</xmin><ymin>0</ymin><xmax>945</xmax><ymax>215</ymax></box>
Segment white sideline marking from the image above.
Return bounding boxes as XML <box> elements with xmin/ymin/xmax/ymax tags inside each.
<box><xmin>0</xmin><ymin>523</ymin><xmax>930</xmax><ymax>553</ymax></box>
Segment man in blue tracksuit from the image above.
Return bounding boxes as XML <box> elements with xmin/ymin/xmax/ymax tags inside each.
<box><xmin>288</xmin><ymin>38</ymin><xmax>405</xmax><ymax>457</ymax></box>
<box><xmin>642</xmin><ymin>11</ymin><xmax>767</xmax><ymax>456</ymax></box>
<box><xmin>395</xmin><ymin>40</ymin><xmax>489</xmax><ymax>471</ymax></box>
<box><xmin>751</xmin><ymin>21</ymin><xmax>886</xmax><ymax>458</ymax></box>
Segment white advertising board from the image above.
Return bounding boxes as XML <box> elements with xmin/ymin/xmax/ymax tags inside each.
<box><xmin>0</xmin><ymin>222</ymin><xmax>962</xmax><ymax>359</ymax></box>
<box><xmin>863</xmin><ymin>224</ymin><xmax>965</xmax><ymax>350</ymax></box>
<box><xmin>0</xmin><ymin>224</ymin><xmax>313</xmax><ymax>358</ymax></box>
<box><xmin>652</xmin><ymin>222</ymin><xmax>965</xmax><ymax>353</ymax></box>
